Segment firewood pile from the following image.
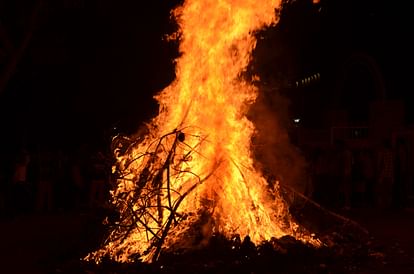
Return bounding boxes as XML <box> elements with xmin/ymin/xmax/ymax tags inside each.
<box><xmin>57</xmin><ymin>130</ymin><xmax>394</xmax><ymax>273</ymax></box>
<box><xmin>77</xmin><ymin>229</ymin><xmax>378</xmax><ymax>274</ymax></box>
<box><xmin>73</xmin><ymin>195</ymin><xmax>388</xmax><ymax>274</ymax></box>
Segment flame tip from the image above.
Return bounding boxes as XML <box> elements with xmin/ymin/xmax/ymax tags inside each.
<box><xmin>89</xmin><ymin>0</ymin><xmax>317</xmax><ymax>263</ymax></box>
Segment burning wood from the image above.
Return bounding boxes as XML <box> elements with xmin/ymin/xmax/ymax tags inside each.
<box><xmin>85</xmin><ymin>0</ymin><xmax>320</xmax><ymax>264</ymax></box>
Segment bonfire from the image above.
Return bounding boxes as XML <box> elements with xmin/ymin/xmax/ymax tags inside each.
<box><xmin>85</xmin><ymin>0</ymin><xmax>321</xmax><ymax>264</ymax></box>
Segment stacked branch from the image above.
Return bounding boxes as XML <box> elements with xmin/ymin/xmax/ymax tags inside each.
<box><xmin>98</xmin><ymin>128</ymin><xmax>214</xmax><ymax>262</ymax></box>
<box><xmin>87</xmin><ymin>127</ymin><xmax>326</xmax><ymax>264</ymax></box>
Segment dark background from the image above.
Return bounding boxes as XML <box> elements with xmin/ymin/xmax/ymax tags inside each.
<box><xmin>0</xmin><ymin>0</ymin><xmax>412</xmax><ymax>150</ymax></box>
<box><xmin>0</xmin><ymin>0</ymin><xmax>180</xmax><ymax>150</ymax></box>
<box><xmin>1</xmin><ymin>2</ymin><xmax>414</xmax><ymax>273</ymax></box>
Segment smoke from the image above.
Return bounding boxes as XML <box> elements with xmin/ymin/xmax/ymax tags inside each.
<box><xmin>248</xmin><ymin>85</ymin><xmax>309</xmax><ymax>196</ymax></box>
<box><xmin>244</xmin><ymin>5</ymin><xmax>310</xmax><ymax>198</ymax></box>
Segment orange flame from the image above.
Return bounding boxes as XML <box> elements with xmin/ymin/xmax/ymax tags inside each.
<box><xmin>86</xmin><ymin>0</ymin><xmax>319</xmax><ymax>263</ymax></box>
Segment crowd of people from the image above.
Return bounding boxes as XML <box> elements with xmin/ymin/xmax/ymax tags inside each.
<box><xmin>308</xmin><ymin>137</ymin><xmax>411</xmax><ymax>210</ymax></box>
<box><xmin>0</xmin><ymin>143</ymin><xmax>112</xmax><ymax>218</ymax></box>
<box><xmin>0</xmin><ymin>136</ymin><xmax>411</xmax><ymax>219</ymax></box>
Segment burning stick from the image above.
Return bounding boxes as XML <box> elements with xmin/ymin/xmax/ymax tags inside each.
<box><xmin>85</xmin><ymin>0</ymin><xmax>320</xmax><ymax>264</ymax></box>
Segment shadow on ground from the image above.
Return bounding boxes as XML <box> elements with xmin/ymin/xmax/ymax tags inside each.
<box><xmin>1</xmin><ymin>207</ymin><xmax>414</xmax><ymax>274</ymax></box>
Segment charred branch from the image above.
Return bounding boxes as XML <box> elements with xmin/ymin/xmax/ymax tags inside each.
<box><xmin>98</xmin><ymin>128</ymin><xmax>216</xmax><ymax>262</ymax></box>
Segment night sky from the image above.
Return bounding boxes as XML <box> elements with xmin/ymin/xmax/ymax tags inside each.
<box><xmin>0</xmin><ymin>0</ymin><xmax>182</xmax><ymax>149</ymax></box>
<box><xmin>0</xmin><ymin>0</ymin><xmax>412</xmax><ymax>150</ymax></box>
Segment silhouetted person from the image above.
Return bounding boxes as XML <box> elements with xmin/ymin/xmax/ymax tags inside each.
<box><xmin>88</xmin><ymin>150</ymin><xmax>109</xmax><ymax>209</ymax></box>
<box><xmin>54</xmin><ymin>149</ymin><xmax>72</xmax><ymax>211</ymax></box>
<box><xmin>0</xmin><ymin>153</ymin><xmax>6</xmax><ymax>216</ymax></box>
<box><xmin>359</xmin><ymin>148</ymin><xmax>375</xmax><ymax>207</ymax></box>
<box><xmin>11</xmin><ymin>148</ymin><xmax>32</xmax><ymax>216</ymax></box>
<box><xmin>332</xmin><ymin>139</ymin><xmax>353</xmax><ymax>209</ymax></box>
<box><xmin>70</xmin><ymin>153</ymin><xmax>85</xmax><ymax>210</ymax></box>
<box><xmin>310</xmin><ymin>147</ymin><xmax>331</xmax><ymax>206</ymax></box>
<box><xmin>352</xmin><ymin>150</ymin><xmax>365</xmax><ymax>207</ymax></box>
<box><xmin>35</xmin><ymin>149</ymin><xmax>55</xmax><ymax>213</ymax></box>
<box><xmin>376</xmin><ymin>139</ymin><xmax>394</xmax><ymax>209</ymax></box>
<box><xmin>394</xmin><ymin>137</ymin><xmax>408</xmax><ymax>208</ymax></box>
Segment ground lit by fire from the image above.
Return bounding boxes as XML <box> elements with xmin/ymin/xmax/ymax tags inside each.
<box><xmin>86</xmin><ymin>0</ymin><xmax>320</xmax><ymax>263</ymax></box>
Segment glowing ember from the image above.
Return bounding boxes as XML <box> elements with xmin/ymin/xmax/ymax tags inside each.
<box><xmin>86</xmin><ymin>0</ymin><xmax>319</xmax><ymax>263</ymax></box>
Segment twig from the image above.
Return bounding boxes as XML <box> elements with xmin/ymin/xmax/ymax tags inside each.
<box><xmin>281</xmin><ymin>184</ymin><xmax>369</xmax><ymax>235</ymax></box>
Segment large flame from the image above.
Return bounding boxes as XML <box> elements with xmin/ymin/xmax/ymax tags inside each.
<box><xmin>87</xmin><ymin>0</ymin><xmax>319</xmax><ymax>263</ymax></box>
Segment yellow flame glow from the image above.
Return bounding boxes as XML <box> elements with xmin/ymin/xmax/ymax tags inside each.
<box><xmin>86</xmin><ymin>0</ymin><xmax>319</xmax><ymax>263</ymax></box>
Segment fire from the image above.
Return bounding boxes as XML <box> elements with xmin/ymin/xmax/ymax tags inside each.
<box><xmin>86</xmin><ymin>0</ymin><xmax>319</xmax><ymax>263</ymax></box>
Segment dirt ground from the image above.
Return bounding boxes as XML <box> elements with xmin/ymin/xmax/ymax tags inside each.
<box><xmin>1</xmin><ymin>208</ymin><xmax>414</xmax><ymax>274</ymax></box>
<box><xmin>344</xmin><ymin>208</ymin><xmax>414</xmax><ymax>274</ymax></box>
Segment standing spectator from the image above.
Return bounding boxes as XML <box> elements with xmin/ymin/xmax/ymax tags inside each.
<box><xmin>35</xmin><ymin>149</ymin><xmax>55</xmax><ymax>213</ymax></box>
<box><xmin>11</xmin><ymin>148</ymin><xmax>32</xmax><ymax>216</ymax></box>
<box><xmin>55</xmin><ymin>149</ymin><xmax>71</xmax><ymax>211</ymax></box>
<box><xmin>88</xmin><ymin>150</ymin><xmax>109</xmax><ymax>209</ymax></box>
<box><xmin>376</xmin><ymin>139</ymin><xmax>394</xmax><ymax>209</ymax></box>
<box><xmin>70</xmin><ymin>152</ymin><xmax>86</xmax><ymax>210</ymax></box>
<box><xmin>360</xmin><ymin>148</ymin><xmax>376</xmax><ymax>207</ymax></box>
<box><xmin>0</xmin><ymin>153</ymin><xmax>7</xmax><ymax>216</ymax></box>
<box><xmin>332</xmin><ymin>139</ymin><xmax>353</xmax><ymax>210</ymax></box>
<box><xmin>394</xmin><ymin>137</ymin><xmax>408</xmax><ymax>208</ymax></box>
<box><xmin>311</xmin><ymin>147</ymin><xmax>331</xmax><ymax>206</ymax></box>
<box><xmin>352</xmin><ymin>150</ymin><xmax>366</xmax><ymax>207</ymax></box>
